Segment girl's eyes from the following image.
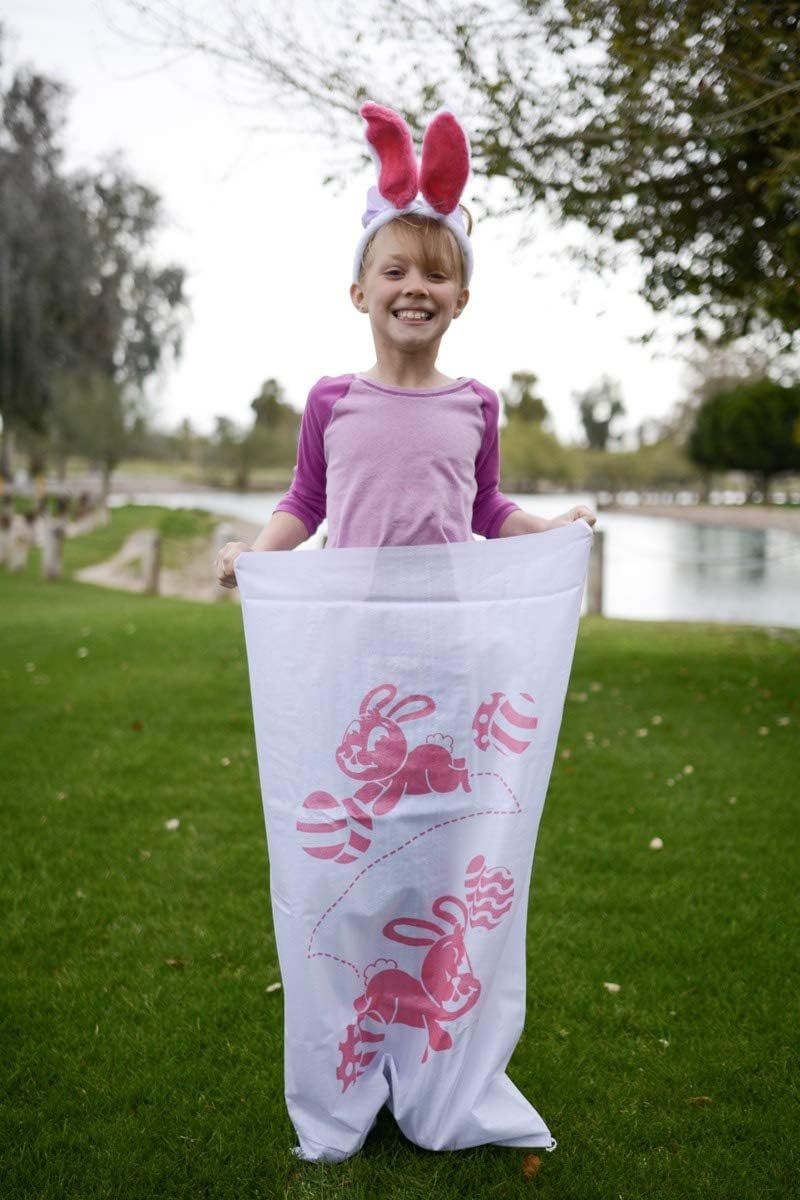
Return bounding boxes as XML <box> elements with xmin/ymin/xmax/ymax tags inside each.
<box><xmin>383</xmin><ymin>268</ymin><xmax>450</xmax><ymax>281</ymax></box>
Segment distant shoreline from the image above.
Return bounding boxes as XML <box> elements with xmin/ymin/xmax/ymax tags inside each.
<box><xmin>21</xmin><ymin>472</ymin><xmax>800</xmax><ymax>534</ymax></box>
<box><xmin>600</xmin><ymin>502</ymin><xmax>800</xmax><ymax>534</ymax></box>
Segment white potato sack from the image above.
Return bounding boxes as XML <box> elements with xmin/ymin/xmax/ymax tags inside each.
<box><xmin>235</xmin><ymin>521</ymin><xmax>592</xmax><ymax>1162</ymax></box>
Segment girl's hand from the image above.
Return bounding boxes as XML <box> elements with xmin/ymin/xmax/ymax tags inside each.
<box><xmin>214</xmin><ymin>541</ymin><xmax>252</xmax><ymax>589</ymax></box>
<box><xmin>549</xmin><ymin>505</ymin><xmax>597</xmax><ymax>529</ymax></box>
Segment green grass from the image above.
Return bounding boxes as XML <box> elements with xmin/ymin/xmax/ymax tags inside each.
<box><xmin>1</xmin><ymin>520</ymin><xmax>798</xmax><ymax>1199</ymax></box>
<box><xmin>58</xmin><ymin>505</ymin><xmax>219</xmax><ymax>575</ymax></box>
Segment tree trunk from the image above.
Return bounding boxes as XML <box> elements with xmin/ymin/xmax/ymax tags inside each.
<box><xmin>697</xmin><ymin>471</ymin><xmax>711</xmax><ymax>503</ymax></box>
<box><xmin>100</xmin><ymin>461</ymin><xmax>113</xmax><ymax>506</ymax></box>
<box><xmin>0</xmin><ymin>422</ymin><xmax>15</xmax><ymax>483</ymax></box>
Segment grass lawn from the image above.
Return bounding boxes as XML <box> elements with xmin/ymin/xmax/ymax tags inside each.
<box><xmin>1</xmin><ymin>515</ymin><xmax>797</xmax><ymax>1199</ymax></box>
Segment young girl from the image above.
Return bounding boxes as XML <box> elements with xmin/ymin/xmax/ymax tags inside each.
<box><xmin>221</xmin><ymin>104</ymin><xmax>597</xmax><ymax>1164</ymax></box>
<box><xmin>214</xmin><ymin>102</ymin><xmax>595</xmax><ymax>583</ymax></box>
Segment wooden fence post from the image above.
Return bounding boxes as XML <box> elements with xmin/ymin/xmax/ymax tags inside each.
<box><xmin>142</xmin><ymin>529</ymin><xmax>161</xmax><ymax>594</ymax></box>
<box><xmin>8</xmin><ymin>514</ymin><xmax>33</xmax><ymax>573</ymax></box>
<box><xmin>41</xmin><ymin>515</ymin><xmax>65</xmax><ymax>580</ymax></box>
<box><xmin>0</xmin><ymin>511</ymin><xmax>10</xmax><ymax>566</ymax></box>
<box><xmin>586</xmin><ymin>528</ymin><xmax>605</xmax><ymax>616</ymax></box>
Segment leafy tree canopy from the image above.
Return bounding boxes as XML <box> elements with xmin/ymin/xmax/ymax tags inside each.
<box><xmin>250</xmin><ymin>377</ymin><xmax>299</xmax><ymax>429</ymax></box>
<box><xmin>118</xmin><ymin>0</ymin><xmax>800</xmax><ymax>351</ymax></box>
<box><xmin>573</xmin><ymin>375</ymin><xmax>627</xmax><ymax>449</ymax></box>
<box><xmin>500</xmin><ymin>370</ymin><xmax>550</xmax><ymax>425</ymax></box>
<box><xmin>688</xmin><ymin>376</ymin><xmax>800</xmax><ymax>485</ymax></box>
<box><xmin>1</xmin><ymin>29</ymin><xmax>188</xmax><ymax>480</ymax></box>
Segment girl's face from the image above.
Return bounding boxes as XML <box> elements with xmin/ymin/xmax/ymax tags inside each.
<box><xmin>350</xmin><ymin>223</ymin><xmax>469</xmax><ymax>357</ymax></box>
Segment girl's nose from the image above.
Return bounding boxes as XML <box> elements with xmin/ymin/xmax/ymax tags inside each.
<box><xmin>403</xmin><ymin>270</ymin><xmax>428</xmax><ymax>294</ymax></box>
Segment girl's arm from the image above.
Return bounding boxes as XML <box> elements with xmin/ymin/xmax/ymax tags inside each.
<box><xmin>498</xmin><ymin>505</ymin><xmax>596</xmax><ymax>536</ymax></box>
<box><xmin>252</xmin><ymin>511</ymin><xmax>310</xmax><ymax>550</ymax></box>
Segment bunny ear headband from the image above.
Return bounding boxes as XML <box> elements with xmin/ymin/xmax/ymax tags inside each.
<box><xmin>353</xmin><ymin>101</ymin><xmax>474</xmax><ymax>285</ymax></box>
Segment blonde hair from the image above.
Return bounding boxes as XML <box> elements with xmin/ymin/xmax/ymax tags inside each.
<box><xmin>359</xmin><ymin>206</ymin><xmax>473</xmax><ymax>289</ymax></box>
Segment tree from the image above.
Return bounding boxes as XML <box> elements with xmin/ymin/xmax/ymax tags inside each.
<box><xmin>688</xmin><ymin>377</ymin><xmax>800</xmax><ymax>498</ymax></box>
<box><xmin>48</xmin><ymin>368</ymin><xmax>128</xmax><ymax>487</ymax></box>
<box><xmin>0</xmin><ymin>42</ymin><xmax>89</xmax><ymax>478</ymax></box>
<box><xmin>0</xmin><ymin>34</ymin><xmax>189</xmax><ymax>487</ymax></box>
<box><xmin>500</xmin><ymin>371</ymin><xmax>568</xmax><ymax>487</ymax></box>
<box><xmin>250</xmin><ymin>377</ymin><xmax>295</xmax><ymax>429</ymax></box>
<box><xmin>573</xmin><ymin>376</ymin><xmax>626</xmax><ymax>450</ymax></box>
<box><xmin>118</xmin><ymin>0</ymin><xmax>800</xmax><ymax>351</ymax></box>
<box><xmin>500</xmin><ymin>371</ymin><xmax>550</xmax><ymax>426</ymax></box>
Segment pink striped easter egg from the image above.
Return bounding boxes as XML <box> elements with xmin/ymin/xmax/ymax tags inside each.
<box><xmin>464</xmin><ymin>854</ymin><xmax>515</xmax><ymax>930</ymax></box>
<box><xmin>472</xmin><ymin>691</ymin><xmax>539</xmax><ymax>755</ymax></box>
<box><xmin>296</xmin><ymin>790</ymin><xmax>374</xmax><ymax>865</ymax></box>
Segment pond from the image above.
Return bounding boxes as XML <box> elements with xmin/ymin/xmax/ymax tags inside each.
<box><xmin>110</xmin><ymin>490</ymin><xmax>800</xmax><ymax>630</ymax></box>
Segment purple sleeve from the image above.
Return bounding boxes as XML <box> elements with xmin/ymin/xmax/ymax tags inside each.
<box><xmin>273</xmin><ymin>375</ymin><xmax>353</xmax><ymax>536</ymax></box>
<box><xmin>469</xmin><ymin>381</ymin><xmax>521</xmax><ymax>539</ymax></box>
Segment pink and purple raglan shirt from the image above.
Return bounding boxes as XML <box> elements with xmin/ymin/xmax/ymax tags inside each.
<box><xmin>273</xmin><ymin>374</ymin><xmax>521</xmax><ymax>548</ymax></box>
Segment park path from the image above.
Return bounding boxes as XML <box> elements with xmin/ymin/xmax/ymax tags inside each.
<box><xmin>74</xmin><ymin>519</ymin><xmax>263</xmax><ymax>604</ymax></box>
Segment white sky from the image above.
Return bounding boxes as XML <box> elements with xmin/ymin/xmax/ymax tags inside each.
<box><xmin>4</xmin><ymin>0</ymin><xmax>693</xmax><ymax>442</ymax></box>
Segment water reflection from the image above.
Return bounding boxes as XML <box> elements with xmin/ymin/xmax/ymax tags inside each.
<box><xmin>688</xmin><ymin>525</ymin><xmax>767</xmax><ymax>584</ymax></box>
<box><xmin>595</xmin><ymin>513</ymin><xmax>799</xmax><ymax>628</ymax></box>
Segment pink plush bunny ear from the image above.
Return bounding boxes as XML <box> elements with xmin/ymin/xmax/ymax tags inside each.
<box><xmin>360</xmin><ymin>102</ymin><xmax>419</xmax><ymax>210</ymax></box>
<box><xmin>419</xmin><ymin>109</ymin><xmax>470</xmax><ymax>215</ymax></box>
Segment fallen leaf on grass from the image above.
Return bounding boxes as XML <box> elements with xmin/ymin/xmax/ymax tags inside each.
<box><xmin>522</xmin><ymin>1153</ymin><xmax>541</xmax><ymax>1179</ymax></box>
<box><xmin>687</xmin><ymin>1095</ymin><xmax>713</xmax><ymax>1106</ymax></box>
<box><xmin>164</xmin><ymin>957</ymin><xmax>190</xmax><ymax>969</ymax></box>
<box><xmin>131</xmin><ymin>720</ymin><xmax>143</xmax><ymax>732</ymax></box>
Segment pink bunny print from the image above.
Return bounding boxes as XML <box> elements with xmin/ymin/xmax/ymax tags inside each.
<box><xmin>297</xmin><ymin>683</ymin><xmax>471</xmax><ymax>864</ymax></box>
<box><xmin>336</xmin><ymin>856</ymin><xmax>514</xmax><ymax>1091</ymax></box>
